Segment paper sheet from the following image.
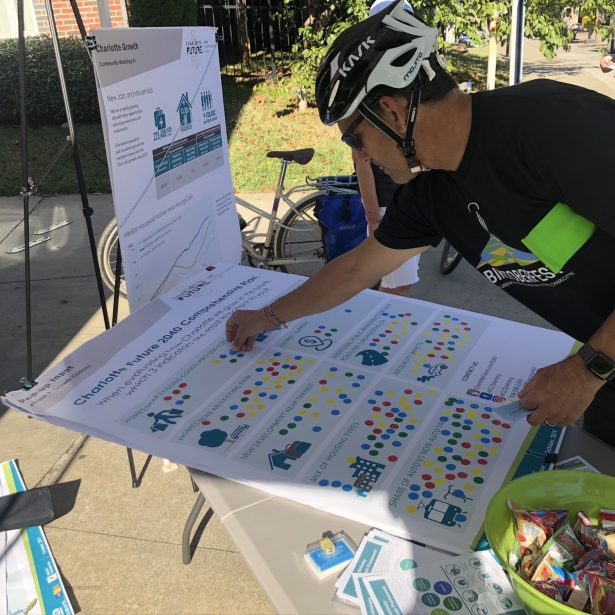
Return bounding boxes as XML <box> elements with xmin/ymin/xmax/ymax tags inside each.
<box><xmin>335</xmin><ymin>529</ymin><xmax>450</xmax><ymax>604</ymax></box>
<box><xmin>355</xmin><ymin>550</ymin><xmax>526</xmax><ymax>615</ymax></box>
<box><xmin>2</xmin><ymin>264</ymin><xmax>573</xmax><ymax>553</ymax></box>
<box><xmin>555</xmin><ymin>455</ymin><xmax>600</xmax><ymax>473</ymax></box>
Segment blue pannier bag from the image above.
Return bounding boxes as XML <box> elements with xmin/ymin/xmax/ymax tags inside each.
<box><xmin>314</xmin><ymin>194</ymin><xmax>366</xmax><ymax>262</ymax></box>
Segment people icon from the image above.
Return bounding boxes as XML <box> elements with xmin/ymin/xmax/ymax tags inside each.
<box><xmin>147</xmin><ymin>408</ymin><xmax>184</xmax><ymax>432</ymax></box>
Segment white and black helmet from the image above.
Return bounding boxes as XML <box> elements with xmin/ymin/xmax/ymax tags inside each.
<box><xmin>316</xmin><ymin>0</ymin><xmax>444</xmax><ymax>125</ymax></box>
<box><xmin>316</xmin><ymin>0</ymin><xmax>446</xmax><ymax>164</ymax></box>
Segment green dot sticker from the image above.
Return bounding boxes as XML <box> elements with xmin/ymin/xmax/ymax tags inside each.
<box><xmin>367</xmin><ymin>435</ymin><xmax>376</xmax><ymax>441</ymax></box>
<box><xmin>443</xmin><ymin>596</ymin><xmax>463</xmax><ymax>611</ymax></box>
<box><xmin>345</xmin><ymin>372</ymin><xmax>353</xmax><ymax>377</ymax></box>
<box><xmin>431</xmin><ymin>610</ymin><xmax>450</xmax><ymax>615</ymax></box>
<box><xmin>399</xmin><ymin>432</ymin><xmax>408</xmax><ymax>438</ymax></box>
<box><xmin>241</xmin><ymin>397</ymin><xmax>249</xmax><ymax>402</ymax></box>
<box><xmin>413</xmin><ymin>578</ymin><xmax>431</xmax><ymax>591</ymax></box>
<box><xmin>369</xmin><ymin>450</ymin><xmax>379</xmax><ymax>456</ymax></box>
<box><xmin>375</xmin><ymin>442</ymin><xmax>384</xmax><ymax>449</ymax></box>
<box><xmin>400</xmin><ymin>559</ymin><xmax>417</xmax><ymax>570</ymax></box>
<box><xmin>437</xmin><ymin>456</ymin><xmax>447</xmax><ymax>462</ymax></box>
<box><xmin>288</xmin><ymin>379</ymin><xmax>295</xmax><ymax>384</ymax></box>
<box><xmin>182</xmin><ymin>395</ymin><xmax>190</xmax><ymax>399</ymax></box>
<box><xmin>421</xmin><ymin>593</ymin><xmax>440</xmax><ymax>607</ymax></box>
<box><xmin>220</xmin><ymin>415</ymin><xmax>229</xmax><ymax>421</ymax></box>
<box><xmin>474</xmin><ymin>477</ymin><xmax>484</xmax><ymax>484</ymax></box>
<box><xmin>331</xmin><ymin>328</ymin><xmax>337</xmax><ymax>332</ymax></box>
<box><xmin>279</xmin><ymin>429</ymin><xmax>288</xmax><ymax>435</ymax></box>
<box><xmin>303</xmin><ymin>403</ymin><xmax>312</xmax><ymax>408</ymax></box>
<box><xmin>288</xmin><ymin>423</ymin><xmax>296</xmax><ymax>429</ymax></box>
<box><xmin>230</xmin><ymin>359</ymin><xmax>237</xmax><ymax>363</ymax></box>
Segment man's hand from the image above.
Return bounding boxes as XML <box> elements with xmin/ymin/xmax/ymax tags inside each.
<box><xmin>518</xmin><ymin>354</ymin><xmax>604</xmax><ymax>427</ymax></box>
<box><xmin>225</xmin><ymin>309</ymin><xmax>275</xmax><ymax>352</ymax></box>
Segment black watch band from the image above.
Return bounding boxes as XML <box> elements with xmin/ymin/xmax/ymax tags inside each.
<box><xmin>578</xmin><ymin>343</ymin><xmax>615</xmax><ymax>381</ymax></box>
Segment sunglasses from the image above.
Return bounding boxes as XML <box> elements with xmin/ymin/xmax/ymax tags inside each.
<box><xmin>341</xmin><ymin>114</ymin><xmax>364</xmax><ymax>151</ymax></box>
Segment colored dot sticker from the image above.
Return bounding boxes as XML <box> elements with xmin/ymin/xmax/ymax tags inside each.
<box><xmin>413</xmin><ymin>578</ymin><xmax>431</xmax><ymax>591</ymax></box>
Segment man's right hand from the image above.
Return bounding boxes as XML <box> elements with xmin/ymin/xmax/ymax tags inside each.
<box><xmin>226</xmin><ymin>309</ymin><xmax>276</xmax><ymax>352</ymax></box>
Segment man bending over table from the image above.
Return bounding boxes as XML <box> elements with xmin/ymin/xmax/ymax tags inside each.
<box><xmin>226</xmin><ymin>0</ymin><xmax>615</xmax><ymax>447</ymax></box>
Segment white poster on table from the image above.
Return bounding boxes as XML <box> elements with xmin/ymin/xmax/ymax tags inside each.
<box><xmin>2</xmin><ymin>265</ymin><xmax>573</xmax><ymax>554</ymax></box>
<box><xmin>91</xmin><ymin>26</ymin><xmax>241</xmax><ymax>310</ymax></box>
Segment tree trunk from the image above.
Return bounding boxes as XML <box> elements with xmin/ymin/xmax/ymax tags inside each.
<box><xmin>237</xmin><ymin>0</ymin><xmax>251</xmax><ymax>68</ymax></box>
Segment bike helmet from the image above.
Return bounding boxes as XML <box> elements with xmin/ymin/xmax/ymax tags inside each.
<box><xmin>315</xmin><ymin>0</ymin><xmax>446</xmax><ymax>165</ymax></box>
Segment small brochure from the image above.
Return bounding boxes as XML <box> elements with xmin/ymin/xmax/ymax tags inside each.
<box><xmin>555</xmin><ymin>455</ymin><xmax>600</xmax><ymax>473</ymax></box>
<box><xmin>335</xmin><ymin>529</ymin><xmax>450</xmax><ymax>605</ymax></box>
<box><xmin>353</xmin><ymin>550</ymin><xmax>526</xmax><ymax>615</ymax></box>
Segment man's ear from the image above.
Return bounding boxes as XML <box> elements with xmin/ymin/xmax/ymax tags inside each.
<box><xmin>377</xmin><ymin>96</ymin><xmax>408</xmax><ymax>133</ymax></box>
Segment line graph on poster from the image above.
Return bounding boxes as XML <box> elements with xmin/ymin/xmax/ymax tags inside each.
<box><xmin>124</xmin><ymin>197</ymin><xmax>221</xmax><ymax>305</ymax></box>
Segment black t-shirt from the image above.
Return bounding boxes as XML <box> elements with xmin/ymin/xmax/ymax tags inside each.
<box><xmin>371</xmin><ymin>162</ymin><xmax>398</xmax><ymax>208</ymax></box>
<box><xmin>374</xmin><ymin>79</ymin><xmax>615</xmax><ymax>343</ymax></box>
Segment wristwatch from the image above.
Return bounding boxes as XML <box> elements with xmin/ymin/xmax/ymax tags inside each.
<box><xmin>577</xmin><ymin>343</ymin><xmax>615</xmax><ymax>381</ymax></box>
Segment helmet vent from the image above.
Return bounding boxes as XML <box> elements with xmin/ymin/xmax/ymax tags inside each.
<box><xmin>390</xmin><ymin>47</ymin><xmax>417</xmax><ymax>67</ymax></box>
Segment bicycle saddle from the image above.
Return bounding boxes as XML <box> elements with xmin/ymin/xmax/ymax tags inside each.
<box><xmin>266</xmin><ymin>148</ymin><xmax>315</xmax><ymax>165</ymax></box>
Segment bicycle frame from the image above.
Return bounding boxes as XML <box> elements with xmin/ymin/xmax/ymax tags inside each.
<box><xmin>238</xmin><ymin>159</ymin><xmax>356</xmax><ymax>268</ymax></box>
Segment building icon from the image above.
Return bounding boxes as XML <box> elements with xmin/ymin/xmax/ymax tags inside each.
<box><xmin>268</xmin><ymin>441</ymin><xmax>311</xmax><ymax>470</ymax></box>
<box><xmin>201</xmin><ymin>90</ymin><xmax>213</xmax><ymax>111</ymax></box>
<box><xmin>177</xmin><ymin>92</ymin><xmax>192</xmax><ymax>127</ymax></box>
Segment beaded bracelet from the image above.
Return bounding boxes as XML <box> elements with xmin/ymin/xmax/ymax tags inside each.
<box><xmin>262</xmin><ymin>305</ymin><xmax>288</xmax><ymax>329</ymax></box>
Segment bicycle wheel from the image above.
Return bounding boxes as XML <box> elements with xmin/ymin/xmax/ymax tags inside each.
<box><xmin>440</xmin><ymin>241</ymin><xmax>463</xmax><ymax>275</ymax></box>
<box><xmin>274</xmin><ymin>194</ymin><xmax>327</xmax><ymax>276</ymax></box>
<box><xmin>97</xmin><ymin>218</ymin><xmax>127</xmax><ymax>298</ymax></box>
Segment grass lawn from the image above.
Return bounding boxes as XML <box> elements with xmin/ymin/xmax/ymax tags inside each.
<box><xmin>0</xmin><ymin>48</ymin><xmax>508</xmax><ymax>196</ymax></box>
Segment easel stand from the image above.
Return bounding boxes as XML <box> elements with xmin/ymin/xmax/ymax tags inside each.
<box><xmin>16</xmin><ymin>0</ymin><xmax>149</xmax><ymax>488</ymax></box>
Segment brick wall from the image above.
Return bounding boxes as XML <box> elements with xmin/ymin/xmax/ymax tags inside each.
<box><xmin>34</xmin><ymin>0</ymin><xmax>126</xmax><ymax>37</ymax></box>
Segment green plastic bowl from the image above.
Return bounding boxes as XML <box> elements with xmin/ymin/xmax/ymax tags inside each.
<box><xmin>485</xmin><ymin>469</ymin><xmax>615</xmax><ymax>615</ymax></box>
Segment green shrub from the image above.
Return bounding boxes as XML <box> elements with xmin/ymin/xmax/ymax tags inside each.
<box><xmin>127</xmin><ymin>0</ymin><xmax>197</xmax><ymax>27</ymax></box>
<box><xmin>0</xmin><ymin>36</ymin><xmax>99</xmax><ymax>125</ymax></box>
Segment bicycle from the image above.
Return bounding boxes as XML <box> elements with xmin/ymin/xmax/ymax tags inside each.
<box><xmin>97</xmin><ymin>148</ymin><xmax>358</xmax><ymax>297</ymax></box>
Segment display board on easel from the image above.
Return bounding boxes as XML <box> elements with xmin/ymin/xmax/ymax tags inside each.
<box><xmin>91</xmin><ymin>27</ymin><xmax>242</xmax><ymax>311</ymax></box>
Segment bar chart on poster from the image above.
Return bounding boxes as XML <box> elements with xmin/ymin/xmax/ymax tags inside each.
<box><xmin>91</xmin><ymin>27</ymin><xmax>241</xmax><ymax>310</ymax></box>
<box><xmin>3</xmin><ymin>265</ymin><xmax>574</xmax><ymax>554</ymax></box>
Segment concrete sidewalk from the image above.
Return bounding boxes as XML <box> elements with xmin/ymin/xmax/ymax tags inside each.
<box><xmin>0</xmin><ymin>37</ymin><xmax>611</xmax><ymax>614</ymax></box>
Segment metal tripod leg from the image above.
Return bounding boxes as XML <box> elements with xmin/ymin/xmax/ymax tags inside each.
<box><xmin>126</xmin><ymin>448</ymin><xmax>152</xmax><ymax>489</ymax></box>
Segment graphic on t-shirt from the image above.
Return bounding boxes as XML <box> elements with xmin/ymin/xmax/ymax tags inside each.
<box><xmin>390</xmin><ymin>312</ymin><xmax>490</xmax><ymax>388</ymax></box>
<box><xmin>477</xmin><ymin>234</ymin><xmax>538</xmax><ymax>269</ymax></box>
<box><xmin>388</xmin><ymin>396</ymin><xmax>513</xmax><ymax>532</ymax></box>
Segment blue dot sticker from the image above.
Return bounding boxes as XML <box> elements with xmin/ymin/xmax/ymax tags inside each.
<box><xmin>331</xmin><ymin>480</ymin><xmax>341</xmax><ymax>488</ymax></box>
<box><xmin>434</xmin><ymin>581</ymin><xmax>453</xmax><ymax>595</ymax></box>
<box><xmin>319</xmin><ymin>479</ymin><xmax>329</xmax><ymax>487</ymax></box>
<box><xmin>313</xmin><ymin>426</ymin><xmax>322</xmax><ymax>432</ymax></box>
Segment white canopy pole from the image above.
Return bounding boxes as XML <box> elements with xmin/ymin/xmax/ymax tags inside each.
<box><xmin>509</xmin><ymin>0</ymin><xmax>525</xmax><ymax>85</ymax></box>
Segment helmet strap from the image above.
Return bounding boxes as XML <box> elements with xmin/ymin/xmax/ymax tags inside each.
<box><xmin>358</xmin><ymin>88</ymin><xmax>421</xmax><ymax>163</ymax></box>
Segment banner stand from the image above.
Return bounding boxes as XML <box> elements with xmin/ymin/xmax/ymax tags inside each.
<box><xmin>16</xmin><ymin>0</ymin><xmax>154</xmax><ymax>488</ymax></box>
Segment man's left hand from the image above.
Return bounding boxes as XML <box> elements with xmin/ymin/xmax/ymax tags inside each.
<box><xmin>518</xmin><ymin>354</ymin><xmax>604</xmax><ymax>427</ymax></box>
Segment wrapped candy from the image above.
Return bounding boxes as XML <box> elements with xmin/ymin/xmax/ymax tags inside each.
<box><xmin>532</xmin><ymin>580</ymin><xmax>566</xmax><ymax>603</ymax></box>
<box><xmin>577</xmin><ymin>541</ymin><xmax>613</xmax><ymax>572</ymax></box>
<box><xmin>600</xmin><ymin>510</ymin><xmax>615</xmax><ymax>534</ymax></box>
<box><xmin>576</xmin><ymin>511</ymin><xmax>602</xmax><ymax>551</ymax></box>
<box><xmin>508</xmin><ymin>500</ymin><xmax>568</xmax><ymax>557</ymax></box>
<box><xmin>586</xmin><ymin>574</ymin><xmax>615</xmax><ymax>615</ymax></box>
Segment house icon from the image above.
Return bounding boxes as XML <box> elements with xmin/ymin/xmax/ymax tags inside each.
<box><xmin>177</xmin><ymin>92</ymin><xmax>192</xmax><ymax>127</ymax></box>
<box><xmin>268</xmin><ymin>441</ymin><xmax>311</xmax><ymax>470</ymax></box>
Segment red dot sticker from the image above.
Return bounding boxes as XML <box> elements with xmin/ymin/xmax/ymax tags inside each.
<box><xmin>201</xmin><ymin>420</ymin><xmax>210</xmax><ymax>425</ymax></box>
<box><xmin>365</xmin><ymin>420</ymin><xmax>374</xmax><ymax>426</ymax></box>
<box><xmin>319</xmin><ymin>380</ymin><xmax>327</xmax><ymax>385</ymax></box>
<box><xmin>290</xmin><ymin>365</ymin><xmax>297</xmax><ymax>370</ymax></box>
<box><xmin>461</xmin><ymin>322</ymin><xmax>468</xmax><ymax>325</ymax></box>
<box><xmin>372</xmin><ymin>406</ymin><xmax>381</xmax><ymax>412</ymax></box>
<box><xmin>461</xmin><ymin>459</ymin><xmax>471</xmax><ymax>465</ymax></box>
<box><xmin>314</xmin><ymin>329</ymin><xmax>321</xmax><ymax>333</ymax></box>
<box><xmin>456</xmin><ymin>407</ymin><xmax>465</xmax><ymax>413</ymax></box>
<box><xmin>372</xmin><ymin>338</ymin><xmax>380</xmax><ymax>343</ymax></box>
<box><xmin>273</xmin><ymin>361</ymin><xmax>280</xmax><ymax>366</ymax></box>
<box><xmin>446</xmin><ymin>474</ymin><xmax>456</xmax><ymax>480</ymax></box>
<box><xmin>437</xmin><ymin>342</ymin><xmax>444</xmax><ymax>346</ymax></box>
<box><xmin>461</xmin><ymin>442</ymin><xmax>471</xmax><ymax>449</ymax></box>
<box><xmin>434</xmin><ymin>322</ymin><xmax>441</xmax><ymax>326</ymax></box>
<box><xmin>391</xmin><ymin>340</ymin><xmax>399</xmax><ymax>344</ymax></box>
<box><xmin>383</xmin><ymin>401</ymin><xmax>391</xmax><ymax>407</ymax></box>
<box><xmin>390</xmin><ymin>424</ymin><xmax>399</xmax><ymax>430</ymax></box>
<box><xmin>425</xmin><ymin>482</ymin><xmax>436</xmax><ymax>489</ymax></box>
<box><xmin>405</xmin><ymin>313</ymin><xmax>412</xmax><ymax>316</ymax></box>
<box><xmin>441</xmin><ymin>355</ymin><xmax>449</xmax><ymax>360</ymax></box>
<box><xmin>464</xmin><ymin>327</ymin><xmax>471</xmax><ymax>331</ymax></box>
<box><xmin>237</xmin><ymin>413</ymin><xmax>245</xmax><ymax>418</ymax></box>
<box><xmin>385</xmin><ymin>330</ymin><xmax>393</xmax><ymax>334</ymax></box>
<box><xmin>164</xmin><ymin>396</ymin><xmax>172</xmax><ymax>401</ymax></box>
<box><xmin>374</xmin><ymin>428</ymin><xmax>382</xmax><ymax>434</ymax></box>
<box><xmin>443</xmin><ymin>329</ymin><xmax>450</xmax><ymax>333</ymax></box>
<box><xmin>385</xmin><ymin>412</ymin><xmax>394</xmax><ymax>418</ymax></box>
<box><xmin>179</xmin><ymin>383</ymin><xmax>187</xmax><ymax>388</ymax></box>
<box><xmin>457</xmin><ymin>472</ymin><xmax>468</xmax><ymax>479</ymax></box>
<box><xmin>243</xmin><ymin>390</ymin><xmax>252</xmax><ymax>395</ymax></box>
<box><xmin>267</xmin><ymin>367</ymin><xmax>274</xmax><ymax>372</ymax></box>
<box><xmin>388</xmin><ymin>456</ymin><xmax>398</xmax><ymax>462</ymax></box>
<box><xmin>422</xmin><ymin>474</ymin><xmax>432</xmax><ymax>481</ymax></box>
<box><xmin>428</xmin><ymin>353</ymin><xmax>436</xmax><ymax>358</ymax></box>
<box><xmin>492</xmin><ymin>437</ymin><xmax>502</xmax><ymax>443</ymax></box>
<box><xmin>482</xmin><ymin>414</ymin><xmax>491</xmax><ymax>419</ymax></box>
<box><xmin>271</xmin><ymin>371</ymin><xmax>279</xmax><ymax>376</ymax></box>
<box><xmin>404</xmin><ymin>389</ymin><xmax>413</xmax><ymax>394</ymax></box>
<box><xmin>478</xmin><ymin>459</ymin><xmax>488</xmax><ymax>465</ymax></box>
<box><xmin>492</xmin><ymin>419</ymin><xmax>501</xmax><ymax>425</ymax></box>
<box><xmin>502</xmin><ymin>423</ymin><xmax>511</xmax><ymax>429</ymax></box>
<box><xmin>173</xmin><ymin>390</ymin><xmax>181</xmax><ymax>395</ymax></box>
<box><xmin>414</xmin><ymin>400</ymin><xmax>423</xmax><ymax>405</ymax></box>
